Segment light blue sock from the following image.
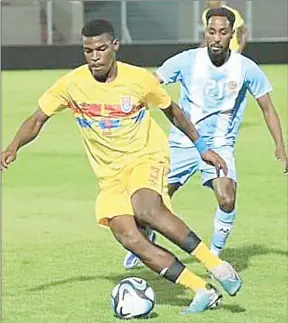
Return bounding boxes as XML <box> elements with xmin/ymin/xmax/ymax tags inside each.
<box><xmin>210</xmin><ymin>207</ymin><xmax>236</xmax><ymax>256</ymax></box>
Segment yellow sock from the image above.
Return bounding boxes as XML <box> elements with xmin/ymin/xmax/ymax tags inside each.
<box><xmin>192</xmin><ymin>242</ymin><xmax>223</xmax><ymax>270</ymax></box>
<box><xmin>176</xmin><ymin>268</ymin><xmax>207</xmax><ymax>291</ymax></box>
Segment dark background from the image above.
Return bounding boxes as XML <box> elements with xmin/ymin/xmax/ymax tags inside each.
<box><xmin>2</xmin><ymin>41</ymin><xmax>288</xmax><ymax>70</ymax></box>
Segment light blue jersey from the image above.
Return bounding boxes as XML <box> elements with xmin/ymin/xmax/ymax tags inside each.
<box><xmin>156</xmin><ymin>48</ymin><xmax>272</xmax><ymax>148</ymax></box>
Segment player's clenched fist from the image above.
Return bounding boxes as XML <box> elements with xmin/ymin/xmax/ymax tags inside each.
<box><xmin>1</xmin><ymin>149</ymin><xmax>17</xmax><ymax>171</ymax></box>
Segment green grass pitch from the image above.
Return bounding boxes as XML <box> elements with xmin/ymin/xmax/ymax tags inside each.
<box><xmin>2</xmin><ymin>65</ymin><xmax>287</xmax><ymax>323</ymax></box>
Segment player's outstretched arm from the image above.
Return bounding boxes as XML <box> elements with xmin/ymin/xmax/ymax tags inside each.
<box><xmin>162</xmin><ymin>101</ymin><xmax>228</xmax><ymax>176</ymax></box>
<box><xmin>1</xmin><ymin>108</ymin><xmax>50</xmax><ymax>172</ymax></box>
<box><xmin>257</xmin><ymin>94</ymin><xmax>288</xmax><ymax>174</ymax></box>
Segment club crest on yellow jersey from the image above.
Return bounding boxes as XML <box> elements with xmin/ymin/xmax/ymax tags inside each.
<box><xmin>121</xmin><ymin>96</ymin><xmax>133</xmax><ymax>113</ymax></box>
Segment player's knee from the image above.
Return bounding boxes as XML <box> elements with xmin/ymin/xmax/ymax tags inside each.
<box><xmin>134</xmin><ymin>206</ymin><xmax>160</xmax><ymax>226</ymax></box>
<box><xmin>218</xmin><ymin>194</ymin><xmax>235</xmax><ymax>212</ymax></box>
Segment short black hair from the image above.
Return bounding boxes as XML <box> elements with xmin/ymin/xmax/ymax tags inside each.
<box><xmin>206</xmin><ymin>7</ymin><xmax>236</xmax><ymax>29</ymax></box>
<box><xmin>81</xmin><ymin>19</ymin><xmax>115</xmax><ymax>39</ymax></box>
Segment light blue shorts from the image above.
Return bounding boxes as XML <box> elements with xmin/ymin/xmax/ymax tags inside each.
<box><xmin>168</xmin><ymin>145</ymin><xmax>237</xmax><ymax>187</ymax></box>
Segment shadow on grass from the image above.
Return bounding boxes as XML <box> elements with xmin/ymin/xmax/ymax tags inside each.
<box><xmin>180</xmin><ymin>243</ymin><xmax>287</xmax><ymax>273</ymax></box>
<box><xmin>218</xmin><ymin>244</ymin><xmax>287</xmax><ymax>272</ymax></box>
<box><xmin>27</xmin><ymin>244</ymin><xmax>287</xmax><ymax>310</ymax></box>
<box><xmin>29</xmin><ymin>270</ymin><xmax>189</xmax><ymax>307</ymax></box>
<box><xmin>222</xmin><ymin>304</ymin><xmax>246</xmax><ymax>313</ymax></box>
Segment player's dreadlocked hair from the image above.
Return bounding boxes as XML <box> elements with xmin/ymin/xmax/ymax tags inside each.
<box><xmin>206</xmin><ymin>7</ymin><xmax>236</xmax><ymax>29</ymax></box>
<box><xmin>81</xmin><ymin>19</ymin><xmax>115</xmax><ymax>39</ymax></box>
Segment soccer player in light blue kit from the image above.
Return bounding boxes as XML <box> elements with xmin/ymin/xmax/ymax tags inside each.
<box><xmin>123</xmin><ymin>7</ymin><xmax>288</xmax><ymax>269</ymax></box>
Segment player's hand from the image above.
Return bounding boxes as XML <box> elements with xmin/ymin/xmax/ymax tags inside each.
<box><xmin>1</xmin><ymin>148</ymin><xmax>17</xmax><ymax>172</ymax></box>
<box><xmin>201</xmin><ymin>149</ymin><xmax>228</xmax><ymax>177</ymax></box>
<box><xmin>275</xmin><ymin>145</ymin><xmax>288</xmax><ymax>174</ymax></box>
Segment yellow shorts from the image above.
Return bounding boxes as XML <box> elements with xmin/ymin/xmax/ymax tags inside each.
<box><xmin>95</xmin><ymin>158</ymin><xmax>172</xmax><ymax>227</ymax></box>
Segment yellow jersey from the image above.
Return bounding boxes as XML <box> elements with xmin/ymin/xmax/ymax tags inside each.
<box><xmin>38</xmin><ymin>62</ymin><xmax>171</xmax><ymax>180</ymax></box>
<box><xmin>202</xmin><ymin>5</ymin><xmax>245</xmax><ymax>51</ymax></box>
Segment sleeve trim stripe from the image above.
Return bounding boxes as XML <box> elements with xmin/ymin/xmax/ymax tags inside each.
<box><xmin>38</xmin><ymin>104</ymin><xmax>53</xmax><ymax>117</ymax></box>
<box><xmin>254</xmin><ymin>87</ymin><xmax>273</xmax><ymax>99</ymax></box>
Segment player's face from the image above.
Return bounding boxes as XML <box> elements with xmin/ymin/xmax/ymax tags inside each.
<box><xmin>205</xmin><ymin>16</ymin><xmax>233</xmax><ymax>56</ymax></box>
<box><xmin>207</xmin><ymin>0</ymin><xmax>222</xmax><ymax>8</ymax></box>
<box><xmin>82</xmin><ymin>33</ymin><xmax>120</xmax><ymax>79</ymax></box>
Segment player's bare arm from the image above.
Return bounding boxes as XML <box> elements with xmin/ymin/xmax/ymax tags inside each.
<box><xmin>154</xmin><ymin>72</ymin><xmax>226</xmax><ymax>175</ymax></box>
<box><xmin>257</xmin><ymin>93</ymin><xmax>288</xmax><ymax>173</ymax></box>
<box><xmin>1</xmin><ymin>108</ymin><xmax>49</xmax><ymax>171</ymax></box>
<box><xmin>237</xmin><ymin>24</ymin><xmax>248</xmax><ymax>53</ymax></box>
<box><xmin>163</xmin><ymin>101</ymin><xmax>228</xmax><ymax>176</ymax></box>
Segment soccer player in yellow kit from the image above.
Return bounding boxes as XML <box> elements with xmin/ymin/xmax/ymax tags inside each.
<box><xmin>1</xmin><ymin>19</ymin><xmax>242</xmax><ymax>314</ymax></box>
<box><xmin>202</xmin><ymin>1</ymin><xmax>248</xmax><ymax>52</ymax></box>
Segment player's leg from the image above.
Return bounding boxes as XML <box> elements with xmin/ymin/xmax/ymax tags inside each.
<box><xmin>168</xmin><ymin>182</ymin><xmax>181</xmax><ymax>197</ymax></box>
<box><xmin>131</xmin><ymin>188</ymin><xmax>241</xmax><ymax>297</ymax></box>
<box><xmin>210</xmin><ymin>177</ymin><xmax>237</xmax><ymax>256</ymax></box>
<box><xmin>168</xmin><ymin>146</ymin><xmax>200</xmax><ymax>197</ymax></box>
<box><xmin>123</xmin><ymin>146</ymin><xmax>198</xmax><ymax>269</ymax></box>
<box><xmin>110</xmin><ymin>214</ymin><xmax>222</xmax><ymax>313</ymax></box>
<box><xmin>123</xmin><ymin>226</ymin><xmax>156</xmax><ymax>269</ymax></box>
<box><xmin>96</xmin><ymin>171</ymin><xmax>222</xmax><ymax>309</ymax></box>
<box><xmin>200</xmin><ymin>146</ymin><xmax>237</xmax><ymax>256</ymax></box>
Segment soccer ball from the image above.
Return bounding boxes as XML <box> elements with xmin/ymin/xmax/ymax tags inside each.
<box><xmin>111</xmin><ymin>277</ymin><xmax>155</xmax><ymax>319</ymax></box>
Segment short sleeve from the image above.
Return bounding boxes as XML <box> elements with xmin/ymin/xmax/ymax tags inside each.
<box><xmin>155</xmin><ymin>51</ymin><xmax>187</xmax><ymax>85</ymax></box>
<box><xmin>38</xmin><ymin>73</ymin><xmax>70</xmax><ymax>116</ymax></box>
<box><xmin>245</xmin><ymin>60</ymin><xmax>273</xmax><ymax>99</ymax></box>
<box><xmin>143</xmin><ymin>71</ymin><xmax>171</xmax><ymax>109</ymax></box>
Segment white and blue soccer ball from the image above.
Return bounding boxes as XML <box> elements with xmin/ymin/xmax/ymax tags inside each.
<box><xmin>111</xmin><ymin>277</ymin><xmax>155</xmax><ymax>319</ymax></box>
